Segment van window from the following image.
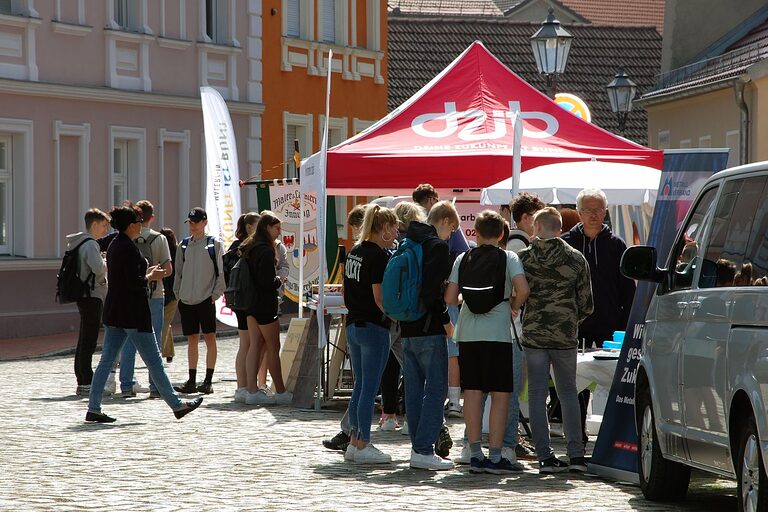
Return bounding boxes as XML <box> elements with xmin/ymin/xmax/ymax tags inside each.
<box><xmin>664</xmin><ymin>186</ymin><xmax>718</xmax><ymax>293</ymax></box>
<box><xmin>699</xmin><ymin>176</ymin><xmax>768</xmax><ymax>288</ymax></box>
<box><xmin>743</xmin><ymin>179</ymin><xmax>768</xmax><ymax>286</ymax></box>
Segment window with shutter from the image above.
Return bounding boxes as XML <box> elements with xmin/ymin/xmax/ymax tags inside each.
<box><xmin>286</xmin><ymin>0</ymin><xmax>300</xmax><ymax>38</ymax></box>
<box><xmin>321</xmin><ymin>0</ymin><xmax>335</xmax><ymax>43</ymax></box>
<box><xmin>285</xmin><ymin>125</ymin><xmax>298</xmax><ymax>179</ymax></box>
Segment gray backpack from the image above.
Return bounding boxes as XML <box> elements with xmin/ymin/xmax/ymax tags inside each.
<box><xmin>135</xmin><ymin>233</ymin><xmax>159</xmax><ymax>264</ymax></box>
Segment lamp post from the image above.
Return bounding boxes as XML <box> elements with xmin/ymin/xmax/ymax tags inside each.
<box><xmin>530</xmin><ymin>7</ymin><xmax>573</xmax><ymax>98</ymax></box>
<box><xmin>606</xmin><ymin>67</ymin><xmax>637</xmax><ymax>134</ymax></box>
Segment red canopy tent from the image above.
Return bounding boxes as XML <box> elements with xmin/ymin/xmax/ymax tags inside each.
<box><xmin>318</xmin><ymin>41</ymin><xmax>662</xmax><ymax>195</ymax></box>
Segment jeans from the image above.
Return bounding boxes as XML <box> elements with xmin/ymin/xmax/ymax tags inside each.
<box><xmin>120</xmin><ymin>297</ymin><xmax>164</xmax><ymax>392</ymax></box>
<box><xmin>503</xmin><ymin>339</ymin><xmax>524</xmax><ymax>448</ymax></box>
<box><xmin>402</xmin><ymin>335</ymin><xmax>448</xmax><ymax>455</ymax></box>
<box><xmin>525</xmin><ymin>347</ymin><xmax>584</xmax><ymax>461</ymax></box>
<box><xmin>74</xmin><ymin>298</ymin><xmax>103</xmax><ymax>385</ymax></box>
<box><xmin>89</xmin><ymin>326</ymin><xmax>183</xmax><ymax>412</ymax></box>
<box><xmin>346</xmin><ymin>322</ymin><xmax>391</xmax><ymax>443</ymax></box>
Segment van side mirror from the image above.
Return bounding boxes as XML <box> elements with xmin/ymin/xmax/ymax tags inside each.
<box><xmin>621</xmin><ymin>246</ymin><xmax>666</xmax><ymax>283</ymax></box>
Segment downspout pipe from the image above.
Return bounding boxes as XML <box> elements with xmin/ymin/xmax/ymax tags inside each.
<box><xmin>734</xmin><ymin>77</ymin><xmax>750</xmax><ymax>165</ymax></box>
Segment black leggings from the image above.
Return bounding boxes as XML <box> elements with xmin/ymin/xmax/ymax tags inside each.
<box><xmin>379</xmin><ymin>350</ymin><xmax>400</xmax><ymax>415</ymax></box>
<box><xmin>75</xmin><ymin>298</ymin><xmax>103</xmax><ymax>385</ymax></box>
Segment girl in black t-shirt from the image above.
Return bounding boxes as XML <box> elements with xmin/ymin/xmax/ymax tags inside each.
<box><xmin>343</xmin><ymin>204</ymin><xmax>399</xmax><ymax>464</ymax></box>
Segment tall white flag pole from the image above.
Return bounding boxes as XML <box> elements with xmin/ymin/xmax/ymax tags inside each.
<box><xmin>297</xmin><ymin>141</ymin><xmax>304</xmax><ymax>319</ymax></box>
<box><xmin>511</xmin><ymin>111</ymin><xmax>522</xmax><ymax>198</ymax></box>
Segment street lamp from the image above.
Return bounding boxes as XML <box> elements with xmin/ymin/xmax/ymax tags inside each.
<box><xmin>530</xmin><ymin>7</ymin><xmax>573</xmax><ymax>98</ymax></box>
<box><xmin>606</xmin><ymin>67</ymin><xmax>637</xmax><ymax>134</ymax></box>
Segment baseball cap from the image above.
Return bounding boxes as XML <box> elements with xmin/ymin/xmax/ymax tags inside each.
<box><xmin>185</xmin><ymin>207</ymin><xmax>208</xmax><ymax>223</ymax></box>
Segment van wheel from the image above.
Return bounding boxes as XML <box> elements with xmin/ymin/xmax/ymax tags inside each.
<box><xmin>737</xmin><ymin>416</ymin><xmax>768</xmax><ymax>512</ymax></box>
<box><xmin>636</xmin><ymin>383</ymin><xmax>690</xmax><ymax>501</ymax></box>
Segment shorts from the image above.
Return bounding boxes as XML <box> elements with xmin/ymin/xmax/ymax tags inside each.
<box><xmin>458</xmin><ymin>341</ymin><xmax>514</xmax><ymax>392</ymax></box>
<box><xmin>247</xmin><ymin>297</ymin><xmax>279</xmax><ymax>326</ymax></box>
<box><xmin>178</xmin><ymin>299</ymin><xmax>217</xmax><ymax>336</ymax></box>
<box><xmin>235</xmin><ymin>310</ymin><xmax>248</xmax><ymax>331</ymax></box>
<box><xmin>446</xmin><ymin>304</ymin><xmax>460</xmax><ymax>357</ymax></box>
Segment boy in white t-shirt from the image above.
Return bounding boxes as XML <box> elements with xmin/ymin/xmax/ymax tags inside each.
<box><xmin>444</xmin><ymin>210</ymin><xmax>529</xmax><ymax>474</ymax></box>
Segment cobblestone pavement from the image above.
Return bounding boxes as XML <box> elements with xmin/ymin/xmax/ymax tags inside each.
<box><xmin>1</xmin><ymin>335</ymin><xmax>738</xmax><ymax>511</ymax></box>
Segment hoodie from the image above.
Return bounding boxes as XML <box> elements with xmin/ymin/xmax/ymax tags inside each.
<box><xmin>518</xmin><ymin>237</ymin><xmax>593</xmax><ymax>350</ymax></box>
<box><xmin>400</xmin><ymin>221</ymin><xmax>451</xmax><ymax>338</ymax></box>
<box><xmin>561</xmin><ymin>223</ymin><xmax>636</xmax><ymax>342</ymax></box>
<box><xmin>65</xmin><ymin>232</ymin><xmax>107</xmax><ymax>302</ymax></box>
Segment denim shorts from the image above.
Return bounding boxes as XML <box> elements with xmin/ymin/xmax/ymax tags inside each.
<box><xmin>446</xmin><ymin>304</ymin><xmax>460</xmax><ymax>357</ymax></box>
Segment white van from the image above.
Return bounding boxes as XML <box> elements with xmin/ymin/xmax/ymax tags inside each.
<box><xmin>622</xmin><ymin>161</ymin><xmax>768</xmax><ymax>512</ymax></box>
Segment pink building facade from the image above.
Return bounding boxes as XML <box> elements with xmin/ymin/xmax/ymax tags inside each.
<box><xmin>0</xmin><ymin>1</ymin><xmax>264</xmax><ymax>338</ymax></box>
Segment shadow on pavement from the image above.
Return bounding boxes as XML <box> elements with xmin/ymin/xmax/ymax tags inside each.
<box><xmin>65</xmin><ymin>422</ymin><xmax>146</xmax><ymax>431</ymax></box>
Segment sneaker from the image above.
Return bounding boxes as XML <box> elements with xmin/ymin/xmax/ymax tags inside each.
<box><xmin>85</xmin><ymin>410</ymin><xmax>116</xmax><ymax>423</ymax></box>
<box><xmin>568</xmin><ymin>456</ymin><xmax>588</xmax><ymax>473</ymax></box>
<box><xmin>410</xmin><ymin>450</ymin><xmax>454</xmax><ymax>471</ymax></box>
<box><xmin>166</xmin><ymin>356</ymin><xmax>173</xmax><ymax>363</ymax></box>
<box><xmin>354</xmin><ymin>444</ymin><xmax>392</xmax><ymax>464</ymax></box>
<box><xmin>245</xmin><ymin>389</ymin><xmax>275</xmax><ymax>406</ymax></box>
<box><xmin>120</xmin><ymin>389</ymin><xmax>137</xmax><ymax>398</ymax></box>
<box><xmin>378</xmin><ymin>416</ymin><xmax>399</xmax><ymax>431</ymax></box>
<box><xmin>104</xmin><ymin>372</ymin><xmax>116</xmax><ymax>395</ymax></box>
<box><xmin>454</xmin><ymin>444</ymin><xmax>471</xmax><ymax>465</ymax></box>
<box><xmin>435</xmin><ymin>425</ymin><xmax>453</xmax><ymax>459</ymax></box>
<box><xmin>445</xmin><ymin>402</ymin><xmax>463</xmax><ymax>418</ymax></box>
<box><xmin>501</xmin><ymin>447</ymin><xmax>525</xmax><ymax>471</ymax></box>
<box><xmin>234</xmin><ymin>387</ymin><xmax>247</xmax><ymax>403</ymax></box>
<box><xmin>469</xmin><ymin>456</ymin><xmax>488</xmax><ymax>474</ymax></box>
<box><xmin>174</xmin><ymin>380</ymin><xmax>197</xmax><ymax>394</ymax></box>
<box><xmin>133</xmin><ymin>381</ymin><xmax>149</xmax><ymax>394</ymax></box>
<box><xmin>274</xmin><ymin>391</ymin><xmax>293</xmax><ymax>405</ymax></box>
<box><xmin>323</xmin><ymin>431</ymin><xmax>350</xmax><ymax>452</ymax></box>
<box><xmin>486</xmin><ymin>457</ymin><xmax>524</xmax><ymax>474</ymax></box>
<box><xmin>344</xmin><ymin>444</ymin><xmax>357</xmax><ymax>462</ymax></box>
<box><xmin>515</xmin><ymin>440</ymin><xmax>537</xmax><ymax>460</ymax></box>
<box><xmin>196</xmin><ymin>381</ymin><xmax>214</xmax><ymax>394</ymax></box>
<box><xmin>173</xmin><ymin>397</ymin><xmax>203</xmax><ymax>419</ymax></box>
<box><xmin>148</xmin><ymin>390</ymin><xmax>161</xmax><ymax>399</ymax></box>
<box><xmin>401</xmin><ymin>421</ymin><xmax>409</xmax><ymax>435</ymax></box>
<box><xmin>539</xmin><ymin>456</ymin><xmax>569</xmax><ymax>474</ymax></box>
<box><xmin>75</xmin><ymin>385</ymin><xmax>91</xmax><ymax>397</ymax></box>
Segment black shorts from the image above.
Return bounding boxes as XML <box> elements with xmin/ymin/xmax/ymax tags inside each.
<box><xmin>178</xmin><ymin>299</ymin><xmax>217</xmax><ymax>335</ymax></box>
<box><xmin>458</xmin><ymin>341</ymin><xmax>514</xmax><ymax>392</ymax></box>
<box><xmin>247</xmin><ymin>296</ymin><xmax>279</xmax><ymax>326</ymax></box>
<box><xmin>235</xmin><ymin>310</ymin><xmax>248</xmax><ymax>331</ymax></box>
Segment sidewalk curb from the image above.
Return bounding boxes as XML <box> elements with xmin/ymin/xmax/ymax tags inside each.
<box><xmin>4</xmin><ymin>322</ymin><xmax>292</xmax><ymax>362</ymax></box>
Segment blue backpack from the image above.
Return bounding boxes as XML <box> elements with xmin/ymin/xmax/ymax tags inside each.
<box><xmin>382</xmin><ymin>237</ymin><xmax>428</xmax><ymax>322</ymax></box>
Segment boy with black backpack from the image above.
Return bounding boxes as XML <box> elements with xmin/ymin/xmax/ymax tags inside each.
<box><xmin>445</xmin><ymin>210</ymin><xmax>530</xmax><ymax>474</ymax></box>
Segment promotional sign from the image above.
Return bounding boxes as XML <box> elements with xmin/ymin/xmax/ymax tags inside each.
<box><xmin>554</xmin><ymin>93</ymin><xmax>592</xmax><ymax>123</ymax></box>
<box><xmin>200</xmin><ymin>86</ymin><xmax>241</xmax><ymax>328</ymax></box>
<box><xmin>589</xmin><ymin>149</ymin><xmax>730</xmax><ymax>482</ymax></box>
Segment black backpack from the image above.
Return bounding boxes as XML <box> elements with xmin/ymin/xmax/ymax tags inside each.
<box><xmin>56</xmin><ymin>238</ymin><xmax>95</xmax><ymax>304</ymax></box>
<box><xmin>222</xmin><ymin>240</ymin><xmax>242</xmax><ymax>286</ymax></box>
<box><xmin>224</xmin><ymin>256</ymin><xmax>257</xmax><ymax>311</ymax></box>
<box><xmin>458</xmin><ymin>245</ymin><xmax>508</xmax><ymax>314</ymax></box>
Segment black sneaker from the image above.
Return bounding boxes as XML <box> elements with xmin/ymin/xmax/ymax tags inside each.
<box><xmin>85</xmin><ymin>410</ymin><xmax>116</xmax><ymax>423</ymax></box>
<box><xmin>486</xmin><ymin>457</ymin><xmax>524</xmax><ymax>474</ymax></box>
<box><xmin>435</xmin><ymin>425</ymin><xmax>453</xmax><ymax>459</ymax></box>
<box><xmin>174</xmin><ymin>380</ymin><xmax>197</xmax><ymax>394</ymax></box>
<box><xmin>322</xmin><ymin>430</ymin><xmax>350</xmax><ymax>452</ymax></box>
<box><xmin>539</xmin><ymin>456</ymin><xmax>569</xmax><ymax>474</ymax></box>
<box><xmin>196</xmin><ymin>381</ymin><xmax>214</xmax><ymax>394</ymax></box>
<box><xmin>469</xmin><ymin>456</ymin><xmax>488</xmax><ymax>474</ymax></box>
<box><xmin>515</xmin><ymin>440</ymin><xmax>536</xmax><ymax>460</ymax></box>
<box><xmin>174</xmin><ymin>397</ymin><xmax>203</xmax><ymax>419</ymax></box>
<box><xmin>569</xmin><ymin>456</ymin><xmax>588</xmax><ymax>473</ymax></box>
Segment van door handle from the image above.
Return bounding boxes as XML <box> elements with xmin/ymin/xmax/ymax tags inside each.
<box><xmin>688</xmin><ymin>301</ymin><xmax>701</xmax><ymax>309</ymax></box>
<box><xmin>676</xmin><ymin>301</ymin><xmax>688</xmax><ymax>310</ymax></box>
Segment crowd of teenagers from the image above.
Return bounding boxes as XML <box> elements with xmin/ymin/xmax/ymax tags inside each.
<box><xmin>322</xmin><ymin>183</ymin><xmax>635</xmax><ymax>474</ymax></box>
<box><xmin>66</xmin><ymin>200</ymin><xmax>294</xmax><ymax>422</ymax></box>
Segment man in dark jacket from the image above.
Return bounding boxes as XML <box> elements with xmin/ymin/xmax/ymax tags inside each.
<box><xmin>400</xmin><ymin>200</ymin><xmax>459</xmax><ymax>471</ymax></box>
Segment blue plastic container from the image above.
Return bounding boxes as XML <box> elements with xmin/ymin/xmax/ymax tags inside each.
<box><xmin>613</xmin><ymin>331</ymin><xmax>625</xmax><ymax>343</ymax></box>
<box><xmin>603</xmin><ymin>340</ymin><xmax>623</xmax><ymax>350</ymax></box>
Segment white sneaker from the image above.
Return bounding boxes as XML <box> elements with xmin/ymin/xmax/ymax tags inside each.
<box><xmin>245</xmin><ymin>389</ymin><xmax>275</xmax><ymax>405</ymax></box>
<box><xmin>454</xmin><ymin>444</ymin><xmax>471</xmax><ymax>464</ymax></box>
<box><xmin>445</xmin><ymin>402</ymin><xmax>463</xmax><ymax>418</ymax></box>
<box><xmin>410</xmin><ymin>450</ymin><xmax>454</xmax><ymax>471</ymax></box>
<box><xmin>104</xmin><ymin>371</ymin><xmax>116</xmax><ymax>395</ymax></box>
<box><xmin>354</xmin><ymin>444</ymin><xmax>392</xmax><ymax>464</ymax></box>
<box><xmin>344</xmin><ymin>444</ymin><xmax>357</xmax><ymax>462</ymax></box>
<box><xmin>233</xmin><ymin>387</ymin><xmax>247</xmax><ymax>403</ymax></box>
<box><xmin>274</xmin><ymin>391</ymin><xmax>293</xmax><ymax>405</ymax></box>
<box><xmin>401</xmin><ymin>421</ymin><xmax>409</xmax><ymax>435</ymax></box>
<box><xmin>378</xmin><ymin>417</ymin><xmax>398</xmax><ymax>431</ymax></box>
<box><xmin>133</xmin><ymin>380</ymin><xmax>149</xmax><ymax>394</ymax></box>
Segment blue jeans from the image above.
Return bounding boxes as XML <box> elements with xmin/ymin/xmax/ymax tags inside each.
<box><xmin>525</xmin><ymin>347</ymin><xmax>584</xmax><ymax>460</ymax></box>
<box><xmin>403</xmin><ymin>335</ymin><xmax>448</xmax><ymax>455</ymax></box>
<box><xmin>346</xmin><ymin>322</ymin><xmax>391</xmax><ymax>443</ymax></box>
<box><xmin>120</xmin><ymin>298</ymin><xmax>164</xmax><ymax>392</ymax></box>
<box><xmin>503</xmin><ymin>340</ymin><xmax>524</xmax><ymax>447</ymax></box>
<box><xmin>89</xmin><ymin>326</ymin><xmax>182</xmax><ymax>412</ymax></box>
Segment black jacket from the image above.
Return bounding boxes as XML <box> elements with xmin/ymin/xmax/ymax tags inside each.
<box><xmin>400</xmin><ymin>222</ymin><xmax>451</xmax><ymax>338</ymax></box>
<box><xmin>102</xmin><ymin>232</ymin><xmax>152</xmax><ymax>332</ymax></box>
<box><xmin>246</xmin><ymin>240</ymin><xmax>281</xmax><ymax>299</ymax></box>
<box><xmin>561</xmin><ymin>223</ymin><xmax>635</xmax><ymax>342</ymax></box>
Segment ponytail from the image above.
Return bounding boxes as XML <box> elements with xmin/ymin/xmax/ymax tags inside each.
<box><xmin>356</xmin><ymin>204</ymin><xmax>398</xmax><ymax>246</ymax></box>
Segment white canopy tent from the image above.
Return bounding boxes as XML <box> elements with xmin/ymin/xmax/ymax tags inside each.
<box><xmin>480</xmin><ymin>160</ymin><xmax>662</xmax><ymax>207</ymax></box>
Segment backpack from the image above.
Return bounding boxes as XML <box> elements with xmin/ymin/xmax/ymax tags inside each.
<box><xmin>135</xmin><ymin>232</ymin><xmax>159</xmax><ymax>264</ymax></box>
<box><xmin>222</xmin><ymin>241</ymin><xmax>241</xmax><ymax>286</ymax></box>
<box><xmin>180</xmin><ymin>235</ymin><xmax>219</xmax><ymax>278</ymax></box>
<box><xmin>382</xmin><ymin>237</ymin><xmax>428</xmax><ymax>322</ymax></box>
<box><xmin>508</xmin><ymin>233</ymin><xmax>530</xmax><ymax>248</ymax></box>
<box><xmin>56</xmin><ymin>238</ymin><xmax>95</xmax><ymax>304</ymax></box>
<box><xmin>458</xmin><ymin>245</ymin><xmax>508</xmax><ymax>314</ymax></box>
<box><xmin>224</xmin><ymin>256</ymin><xmax>256</xmax><ymax>310</ymax></box>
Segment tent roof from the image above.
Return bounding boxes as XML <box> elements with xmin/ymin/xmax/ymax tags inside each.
<box><xmin>322</xmin><ymin>41</ymin><xmax>662</xmax><ymax>193</ymax></box>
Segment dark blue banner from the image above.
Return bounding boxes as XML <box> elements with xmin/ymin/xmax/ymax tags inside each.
<box><xmin>589</xmin><ymin>149</ymin><xmax>730</xmax><ymax>481</ymax></box>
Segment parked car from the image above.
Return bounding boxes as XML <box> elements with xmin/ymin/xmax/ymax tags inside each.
<box><xmin>622</xmin><ymin>161</ymin><xmax>768</xmax><ymax>512</ymax></box>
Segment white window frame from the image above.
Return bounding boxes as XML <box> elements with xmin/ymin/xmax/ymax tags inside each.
<box><xmin>109</xmin><ymin>126</ymin><xmax>146</xmax><ymax>207</ymax></box>
<box><xmin>698</xmin><ymin>135</ymin><xmax>711</xmax><ymax>148</ymax></box>
<box><xmin>159</xmin><ymin>0</ymin><xmax>188</xmax><ymax>43</ymax></box>
<box><xmin>0</xmin><ymin>135</ymin><xmax>11</xmax><ymax>254</ymax></box>
<box><xmin>282</xmin><ymin>0</ymin><xmax>312</xmax><ymax>40</ymax></box>
<box><xmin>366</xmin><ymin>0</ymin><xmax>380</xmax><ymax>51</ymax></box>
<box><xmin>54</xmin><ymin>0</ymin><xmax>86</xmax><ymax>24</ymax></box>
<box><xmin>353</xmin><ymin>118</ymin><xmax>375</xmax><ymax>135</ymax></box>
<box><xmin>53</xmin><ymin>121</ymin><xmax>91</xmax><ymax>257</ymax></box>
<box><xmin>679</xmin><ymin>139</ymin><xmax>691</xmax><ymax>149</ymax></box>
<box><xmin>158</xmin><ymin>128</ymin><xmax>191</xmax><ymax>230</ymax></box>
<box><xmin>1</xmin><ymin>0</ymin><xmax>38</xmax><ymax>17</ymax></box>
<box><xmin>199</xmin><ymin>0</ymin><xmax>237</xmax><ymax>46</ymax></box>
<box><xmin>0</xmin><ymin>118</ymin><xmax>33</xmax><ymax>257</ymax></box>
<box><xmin>107</xmin><ymin>0</ymin><xmax>151</xmax><ymax>34</ymax></box>
<box><xmin>283</xmin><ymin>112</ymin><xmax>312</xmax><ymax>179</ymax></box>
